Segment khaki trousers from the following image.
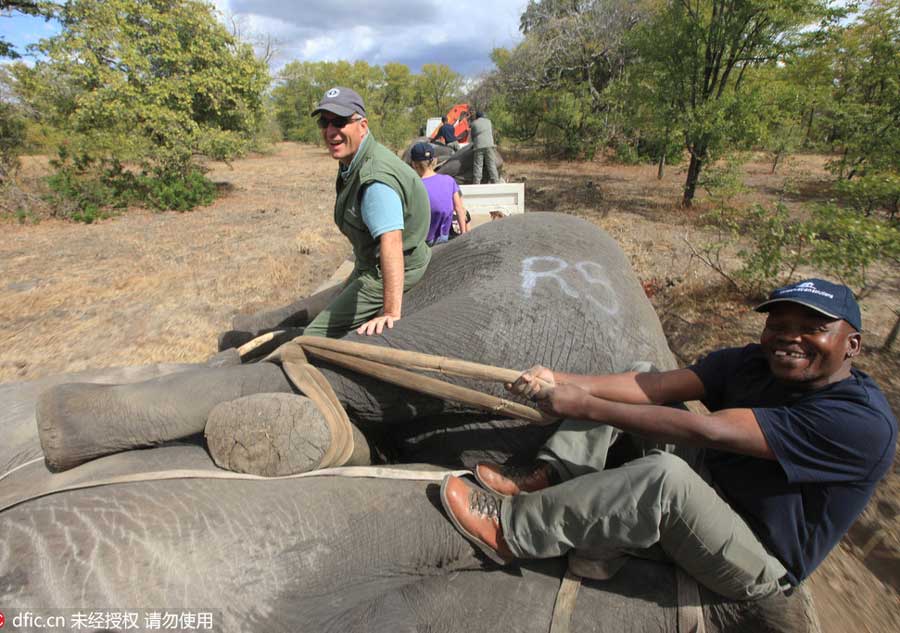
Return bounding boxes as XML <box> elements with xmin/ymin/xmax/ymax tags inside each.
<box><xmin>472</xmin><ymin>147</ymin><xmax>499</xmax><ymax>184</ymax></box>
<box><xmin>303</xmin><ymin>260</ymin><xmax>429</xmax><ymax>338</ymax></box>
<box><xmin>501</xmin><ymin>418</ymin><xmax>789</xmax><ymax>601</ymax></box>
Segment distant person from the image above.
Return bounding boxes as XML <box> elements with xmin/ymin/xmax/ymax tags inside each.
<box><xmin>440</xmin><ymin>278</ymin><xmax>897</xmax><ymax>601</ymax></box>
<box><xmin>308</xmin><ymin>86</ymin><xmax>432</xmax><ymax>336</ymax></box>
<box><xmin>470</xmin><ymin>111</ymin><xmax>499</xmax><ymax>184</ymax></box>
<box><xmin>432</xmin><ymin>115</ymin><xmax>461</xmax><ymax>152</ymax></box>
<box><xmin>410</xmin><ymin>142</ymin><xmax>469</xmax><ymax>245</ymax></box>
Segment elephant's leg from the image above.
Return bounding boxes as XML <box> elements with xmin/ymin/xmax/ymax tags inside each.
<box><xmin>36</xmin><ymin>363</ymin><xmax>294</xmax><ymax>471</ymax></box>
<box><xmin>205</xmin><ymin>393</ymin><xmax>372</xmax><ymax>476</ymax></box>
<box><xmin>219</xmin><ymin>283</ymin><xmax>344</xmax><ymax>350</ymax></box>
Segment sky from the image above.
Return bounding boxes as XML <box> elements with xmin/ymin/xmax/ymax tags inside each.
<box><xmin>0</xmin><ymin>0</ymin><xmax>528</xmax><ymax>77</ymax></box>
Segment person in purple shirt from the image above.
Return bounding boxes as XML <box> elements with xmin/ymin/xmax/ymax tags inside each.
<box><xmin>409</xmin><ymin>142</ymin><xmax>468</xmax><ymax>245</ymax></box>
<box><xmin>439</xmin><ymin>278</ymin><xmax>897</xmax><ymax>601</ymax></box>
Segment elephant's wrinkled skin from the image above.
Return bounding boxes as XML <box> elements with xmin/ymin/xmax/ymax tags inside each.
<box><xmin>36</xmin><ymin>213</ymin><xmax>675</xmax><ymax>471</ymax></box>
<box><xmin>1</xmin><ymin>214</ymin><xmax>820</xmax><ymax>632</ymax></box>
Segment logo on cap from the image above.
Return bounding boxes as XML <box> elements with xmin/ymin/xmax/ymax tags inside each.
<box><xmin>775</xmin><ymin>280</ymin><xmax>834</xmax><ymax>299</ymax></box>
<box><xmin>326</xmin><ymin>88</ymin><xmax>340</xmax><ymax>98</ymax></box>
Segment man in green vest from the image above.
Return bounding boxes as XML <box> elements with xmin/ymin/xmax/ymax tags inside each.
<box><xmin>306</xmin><ymin>86</ymin><xmax>432</xmax><ymax>337</ymax></box>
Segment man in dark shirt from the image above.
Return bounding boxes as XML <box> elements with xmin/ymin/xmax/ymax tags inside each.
<box><xmin>432</xmin><ymin>116</ymin><xmax>461</xmax><ymax>151</ymax></box>
<box><xmin>440</xmin><ymin>278</ymin><xmax>897</xmax><ymax>600</ymax></box>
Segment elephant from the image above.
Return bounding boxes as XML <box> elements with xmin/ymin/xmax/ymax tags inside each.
<box><xmin>1</xmin><ymin>213</ymin><xmax>821</xmax><ymax>632</ymax></box>
<box><xmin>401</xmin><ymin>136</ymin><xmax>504</xmax><ymax>184</ymax></box>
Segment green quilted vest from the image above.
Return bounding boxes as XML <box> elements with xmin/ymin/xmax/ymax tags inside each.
<box><xmin>334</xmin><ymin>135</ymin><xmax>431</xmax><ymax>273</ymax></box>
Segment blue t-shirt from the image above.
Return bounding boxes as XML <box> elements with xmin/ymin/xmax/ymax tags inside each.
<box><xmin>689</xmin><ymin>344</ymin><xmax>897</xmax><ymax>584</ymax></box>
<box><xmin>434</xmin><ymin>123</ymin><xmax>457</xmax><ymax>143</ymax></box>
<box><xmin>360</xmin><ymin>182</ymin><xmax>403</xmax><ymax>238</ymax></box>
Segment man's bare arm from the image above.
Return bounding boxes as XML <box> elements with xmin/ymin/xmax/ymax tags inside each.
<box><xmin>537</xmin><ymin>384</ymin><xmax>774</xmax><ymax>459</ymax></box>
<box><xmin>519</xmin><ymin>367</ymin><xmax>706</xmax><ymax>406</ymax></box>
<box><xmin>357</xmin><ymin>229</ymin><xmax>404</xmax><ymax>335</ymax></box>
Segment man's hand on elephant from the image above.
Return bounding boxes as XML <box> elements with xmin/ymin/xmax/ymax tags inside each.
<box><xmin>357</xmin><ymin>314</ymin><xmax>398</xmax><ymax>336</ymax></box>
<box><xmin>506</xmin><ymin>365</ymin><xmax>556</xmax><ymax>399</ymax></box>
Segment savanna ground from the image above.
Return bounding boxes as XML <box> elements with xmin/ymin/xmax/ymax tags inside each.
<box><xmin>2</xmin><ymin>142</ymin><xmax>898</xmax><ymax>632</ymax></box>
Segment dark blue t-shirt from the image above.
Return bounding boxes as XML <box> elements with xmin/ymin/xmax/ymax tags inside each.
<box><xmin>689</xmin><ymin>344</ymin><xmax>896</xmax><ymax>584</ymax></box>
<box><xmin>434</xmin><ymin>123</ymin><xmax>457</xmax><ymax>143</ymax></box>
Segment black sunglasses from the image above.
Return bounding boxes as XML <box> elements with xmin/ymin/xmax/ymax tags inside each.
<box><xmin>317</xmin><ymin>114</ymin><xmax>360</xmax><ymax>130</ymax></box>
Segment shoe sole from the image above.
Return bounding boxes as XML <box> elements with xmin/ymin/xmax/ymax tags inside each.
<box><xmin>473</xmin><ymin>466</ymin><xmax>514</xmax><ymax>498</ymax></box>
<box><xmin>440</xmin><ymin>475</ymin><xmax>511</xmax><ymax>566</ymax></box>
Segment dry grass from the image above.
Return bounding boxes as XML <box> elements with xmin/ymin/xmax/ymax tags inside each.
<box><xmin>3</xmin><ymin>142</ymin><xmax>898</xmax><ymax>632</ymax></box>
<box><xmin>2</xmin><ymin>144</ymin><xmax>350</xmax><ymax>378</ymax></box>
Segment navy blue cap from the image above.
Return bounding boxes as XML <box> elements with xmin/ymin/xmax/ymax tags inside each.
<box><xmin>410</xmin><ymin>142</ymin><xmax>435</xmax><ymax>161</ymax></box>
<box><xmin>755</xmin><ymin>278</ymin><xmax>861</xmax><ymax>331</ymax></box>
<box><xmin>311</xmin><ymin>86</ymin><xmax>366</xmax><ymax>117</ymax></box>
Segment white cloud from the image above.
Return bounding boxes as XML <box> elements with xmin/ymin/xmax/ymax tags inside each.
<box><xmin>214</xmin><ymin>0</ymin><xmax>526</xmax><ymax>76</ymax></box>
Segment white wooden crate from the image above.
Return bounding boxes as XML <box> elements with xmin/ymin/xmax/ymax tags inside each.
<box><xmin>459</xmin><ymin>183</ymin><xmax>525</xmax><ymax>217</ymax></box>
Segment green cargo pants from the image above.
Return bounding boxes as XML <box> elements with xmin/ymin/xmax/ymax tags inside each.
<box><xmin>472</xmin><ymin>147</ymin><xmax>499</xmax><ymax>184</ymax></box>
<box><xmin>303</xmin><ymin>259</ymin><xmax>429</xmax><ymax>338</ymax></box>
<box><xmin>501</xmin><ymin>417</ymin><xmax>790</xmax><ymax>601</ymax></box>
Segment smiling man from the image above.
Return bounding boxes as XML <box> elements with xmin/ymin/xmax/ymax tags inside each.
<box><xmin>441</xmin><ymin>278</ymin><xmax>897</xmax><ymax>601</ymax></box>
<box><xmin>305</xmin><ymin>86</ymin><xmax>431</xmax><ymax>337</ymax></box>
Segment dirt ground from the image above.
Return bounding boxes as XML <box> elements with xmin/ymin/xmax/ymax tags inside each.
<box><xmin>3</xmin><ymin>143</ymin><xmax>898</xmax><ymax>631</ymax></box>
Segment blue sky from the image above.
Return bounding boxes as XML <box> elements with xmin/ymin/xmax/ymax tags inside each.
<box><xmin>0</xmin><ymin>0</ymin><xmax>527</xmax><ymax>77</ymax></box>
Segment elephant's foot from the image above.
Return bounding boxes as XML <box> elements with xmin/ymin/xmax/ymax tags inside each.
<box><xmin>36</xmin><ymin>363</ymin><xmax>294</xmax><ymax>472</ymax></box>
<box><xmin>205</xmin><ymin>393</ymin><xmax>371</xmax><ymax>476</ymax></box>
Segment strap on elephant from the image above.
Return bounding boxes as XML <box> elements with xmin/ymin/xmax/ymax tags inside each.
<box><xmin>549</xmin><ymin>560</ymin><xmax>707</xmax><ymax>633</ymax></box>
<box><xmin>265</xmin><ymin>335</ymin><xmax>557</xmax><ymax>468</ymax></box>
<box><xmin>0</xmin><ymin>457</ymin><xmax>469</xmax><ymax>514</ymax></box>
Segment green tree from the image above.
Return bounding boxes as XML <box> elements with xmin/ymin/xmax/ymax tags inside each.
<box><xmin>629</xmin><ymin>0</ymin><xmax>836</xmax><ymax>206</ymax></box>
<box><xmin>415</xmin><ymin>63</ymin><xmax>463</xmax><ymax>115</ymax></box>
<box><xmin>271</xmin><ymin>60</ymin><xmax>440</xmax><ymax>151</ymax></box>
<box><xmin>0</xmin><ymin>1</ymin><xmax>50</xmax><ymax>59</ymax></box>
<box><xmin>750</xmin><ymin>65</ymin><xmax>808</xmax><ymax>174</ymax></box>
<box><xmin>24</xmin><ymin>0</ymin><xmax>268</xmax><ymax>213</ymax></box>
<box><xmin>480</xmin><ymin>0</ymin><xmax>649</xmax><ymax>157</ymax></box>
<box><xmin>822</xmin><ymin>0</ymin><xmax>900</xmax><ymax>179</ymax></box>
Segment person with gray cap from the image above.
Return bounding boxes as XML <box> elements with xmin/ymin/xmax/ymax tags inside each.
<box><xmin>306</xmin><ymin>86</ymin><xmax>432</xmax><ymax>337</ymax></box>
<box><xmin>440</xmin><ymin>278</ymin><xmax>896</xmax><ymax>601</ymax></box>
<box><xmin>469</xmin><ymin>111</ymin><xmax>499</xmax><ymax>184</ymax></box>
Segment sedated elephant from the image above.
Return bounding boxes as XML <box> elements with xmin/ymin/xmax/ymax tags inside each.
<box><xmin>1</xmin><ymin>214</ymin><xmax>820</xmax><ymax>632</ymax></box>
<box><xmin>401</xmin><ymin>136</ymin><xmax>504</xmax><ymax>184</ymax></box>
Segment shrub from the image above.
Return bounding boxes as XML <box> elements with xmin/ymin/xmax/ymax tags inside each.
<box><xmin>45</xmin><ymin>145</ymin><xmax>217</xmax><ymax>221</ymax></box>
<box><xmin>834</xmin><ymin>173</ymin><xmax>900</xmax><ymax>220</ymax></box>
<box><xmin>698</xmin><ymin>200</ymin><xmax>900</xmax><ymax>296</ymax></box>
<box><xmin>143</xmin><ymin>169</ymin><xmax>215</xmax><ymax>212</ymax></box>
<box><xmin>806</xmin><ymin>203</ymin><xmax>900</xmax><ymax>288</ymax></box>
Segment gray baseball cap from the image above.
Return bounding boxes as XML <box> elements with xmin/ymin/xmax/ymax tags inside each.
<box><xmin>311</xmin><ymin>86</ymin><xmax>366</xmax><ymax>118</ymax></box>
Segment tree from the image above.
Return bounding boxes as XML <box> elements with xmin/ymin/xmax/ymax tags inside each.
<box><xmin>23</xmin><ymin>0</ymin><xmax>268</xmax><ymax>213</ymax></box>
<box><xmin>480</xmin><ymin>0</ymin><xmax>649</xmax><ymax>157</ymax></box>
<box><xmin>629</xmin><ymin>0</ymin><xmax>836</xmax><ymax>206</ymax></box>
<box><xmin>0</xmin><ymin>1</ymin><xmax>49</xmax><ymax>59</ymax></box>
<box><xmin>822</xmin><ymin>0</ymin><xmax>900</xmax><ymax>179</ymax></box>
<box><xmin>416</xmin><ymin>64</ymin><xmax>463</xmax><ymax>115</ymax></box>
